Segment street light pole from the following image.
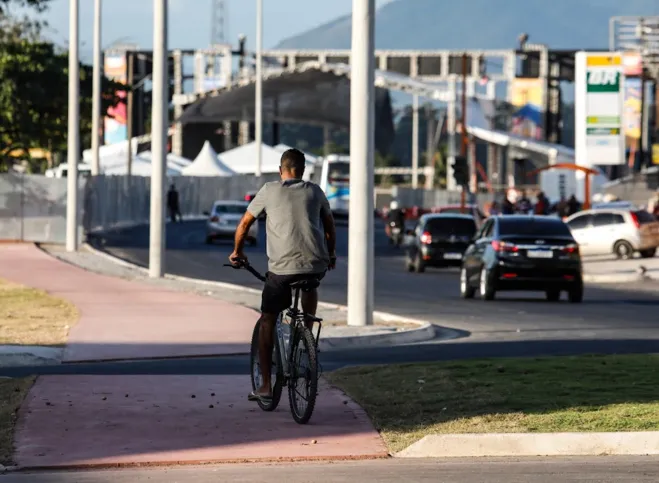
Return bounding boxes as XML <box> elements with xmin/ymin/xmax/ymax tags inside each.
<box><xmin>254</xmin><ymin>0</ymin><xmax>263</xmax><ymax>177</ymax></box>
<box><xmin>91</xmin><ymin>0</ymin><xmax>102</xmax><ymax>176</ymax></box>
<box><xmin>149</xmin><ymin>0</ymin><xmax>168</xmax><ymax>277</ymax></box>
<box><xmin>66</xmin><ymin>0</ymin><xmax>79</xmax><ymax>252</ymax></box>
<box><xmin>347</xmin><ymin>0</ymin><xmax>375</xmax><ymax>327</ymax></box>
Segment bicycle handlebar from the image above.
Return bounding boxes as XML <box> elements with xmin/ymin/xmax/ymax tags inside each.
<box><xmin>223</xmin><ymin>260</ymin><xmax>267</xmax><ymax>282</ymax></box>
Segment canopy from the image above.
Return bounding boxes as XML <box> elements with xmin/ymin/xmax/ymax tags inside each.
<box><xmin>181</xmin><ymin>140</ymin><xmax>235</xmax><ymax>177</ymax></box>
<box><xmin>138</xmin><ymin>151</ymin><xmax>193</xmax><ymax>171</ymax></box>
<box><xmin>102</xmin><ymin>155</ymin><xmax>181</xmax><ymax>177</ymax></box>
<box><xmin>272</xmin><ymin>143</ymin><xmax>318</xmax><ymax>163</ymax></box>
<box><xmin>217</xmin><ymin>142</ymin><xmax>288</xmax><ymax>174</ymax></box>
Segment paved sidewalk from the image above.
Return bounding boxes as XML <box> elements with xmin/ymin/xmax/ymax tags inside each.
<box><xmin>0</xmin><ymin>244</ymin><xmax>256</xmax><ymax>362</ymax></box>
<box><xmin>0</xmin><ymin>244</ymin><xmax>387</xmax><ymax>467</ymax></box>
<box><xmin>582</xmin><ymin>255</ymin><xmax>659</xmax><ymax>282</ymax></box>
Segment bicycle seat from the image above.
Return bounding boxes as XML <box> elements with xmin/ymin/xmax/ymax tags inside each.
<box><xmin>289</xmin><ymin>278</ymin><xmax>320</xmax><ymax>290</ymax></box>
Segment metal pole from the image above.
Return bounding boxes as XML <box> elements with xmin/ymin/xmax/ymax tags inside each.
<box><xmin>254</xmin><ymin>0</ymin><xmax>263</xmax><ymax>177</ymax></box>
<box><xmin>126</xmin><ymin>51</ymin><xmax>134</xmax><ymax>176</ymax></box>
<box><xmin>347</xmin><ymin>0</ymin><xmax>375</xmax><ymax>327</ymax></box>
<box><xmin>149</xmin><ymin>0</ymin><xmax>168</xmax><ymax>278</ymax></box>
<box><xmin>411</xmin><ymin>95</ymin><xmax>419</xmax><ymax>188</ymax></box>
<box><xmin>66</xmin><ymin>0</ymin><xmax>79</xmax><ymax>252</ymax></box>
<box><xmin>460</xmin><ymin>53</ymin><xmax>468</xmax><ymax>213</ymax></box>
<box><xmin>91</xmin><ymin>0</ymin><xmax>101</xmax><ymax>176</ymax></box>
<box><xmin>446</xmin><ymin>78</ymin><xmax>457</xmax><ymax>190</ymax></box>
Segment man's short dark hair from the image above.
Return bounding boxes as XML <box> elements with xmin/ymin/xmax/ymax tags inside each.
<box><xmin>280</xmin><ymin>148</ymin><xmax>306</xmax><ymax>175</ymax></box>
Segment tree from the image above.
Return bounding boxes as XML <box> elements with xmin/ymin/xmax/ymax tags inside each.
<box><xmin>0</xmin><ymin>38</ymin><xmax>125</xmax><ymax>172</ymax></box>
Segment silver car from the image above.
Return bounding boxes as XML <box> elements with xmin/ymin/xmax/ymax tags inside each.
<box><xmin>204</xmin><ymin>200</ymin><xmax>258</xmax><ymax>245</ymax></box>
<box><xmin>566</xmin><ymin>207</ymin><xmax>659</xmax><ymax>259</ymax></box>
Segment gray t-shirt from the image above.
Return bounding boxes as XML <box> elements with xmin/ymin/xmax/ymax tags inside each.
<box><xmin>247</xmin><ymin>179</ymin><xmax>331</xmax><ymax>275</ymax></box>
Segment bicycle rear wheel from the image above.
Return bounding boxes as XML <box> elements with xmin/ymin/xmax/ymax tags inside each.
<box><xmin>287</xmin><ymin>325</ymin><xmax>318</xmax><ymax>424</ymax></box>
<box><xmin>250</xmin><ymin>320</ymin><xmax>283</xmax><ymax>411</ymax></box>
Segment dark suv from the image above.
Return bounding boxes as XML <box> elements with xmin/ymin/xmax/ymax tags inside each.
<box><xmin>405</xmin><ymin>214</ymin><xmax>477</xmax><ymax>272</ymax></box>
<box><xmin>460</xmin><ymin>215</ymin><xmax>583</xmax><ymax>302</ymax></box>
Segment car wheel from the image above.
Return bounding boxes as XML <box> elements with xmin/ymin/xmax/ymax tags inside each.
<box><xmin>414</xmin><ymin>254</ymin><xmax>425</xmax><ymax>273</ymax></box>
<box><xmin>639</xmin><ymin>248</ymin><xmax>657</xmax><ymax>258</ymax></box>
<box><xmin>460</xmin><ymin>267</ymin><xmax>475</xmax><ymax>299</ymax></box>
<box><xmin>479</xmin><ymin>266</ymin><xmax>495</xmax><ymax>301</ymax></box>
<box><xmin>568</xmin><ymin>283</ymin><xmax>584</xmax><ymax>303</ymax></box>
<box><xmin>613</xmin><ymin>240</ymin><xmax>634</xmax><ymax>260</ymax></box>
<box><xmin>545</xmin><ymin>290</ymin><xmax>561</xmax><ymax>302</ymax></box>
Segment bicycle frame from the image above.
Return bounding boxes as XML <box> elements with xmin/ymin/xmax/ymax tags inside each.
<box><xmin>224</xmin><ymin>261</ymin><xmax>322</xmax><ymax>379</ymax></box>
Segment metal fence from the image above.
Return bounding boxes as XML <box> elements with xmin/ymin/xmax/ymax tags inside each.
<box><xmin>0</xmin><ymin>173</ymin><xmax>279</xmax><ymax>243</ymax></box>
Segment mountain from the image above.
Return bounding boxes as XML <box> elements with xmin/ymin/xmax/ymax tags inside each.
<box><xmin>275</xmin><ymin>0</ymin><xmax>659</xmax><ymax>50</ymax></box>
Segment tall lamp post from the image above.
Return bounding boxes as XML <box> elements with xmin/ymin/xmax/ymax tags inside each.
<box><xmin>90</xmin><ymin>0</ymin><xmax>102</xmax><ymax>176</ymax></box>
<box><xmin>347</xmin><ymin>0</ymin><xmax>375</xmax><ymax>327</ymax></box>
<box><xmin>66</xmin><ymin>0</ymin><xmax>80</xmax><ymax>252</ymax></box>
<box><xmin>149</xmin><ymin>0</ymin><xmax>168</xmax><ymax>277</ymax></box>
<box><xmin>254</xmin><ymin>0</ymin><xmax>263</xmax><ymax>177</ymax></box>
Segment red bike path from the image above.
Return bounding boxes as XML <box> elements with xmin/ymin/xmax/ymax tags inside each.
<box><xmin>0</xmin><ymin>245</ymin><xmax>387</xmax><ymax>468</ymax></box>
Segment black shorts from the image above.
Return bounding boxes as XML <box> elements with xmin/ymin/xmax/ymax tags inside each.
<box><xmin>261</xmin><ymin>272</ymin><xmax>325</xmax><ymax>314</ymax></box>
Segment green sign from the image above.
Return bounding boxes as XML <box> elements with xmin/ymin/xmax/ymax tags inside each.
<box><xmin>586</xmin><ymin>70</ymin><xmax>621</xmax><ymax>93</ymax></box>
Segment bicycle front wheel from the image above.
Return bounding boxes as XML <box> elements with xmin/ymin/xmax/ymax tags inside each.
<box><xmin>287</xmin><ymin>326</ymin><xmax>318</xmax><ymax>424</ymax></box>
<box><xmin>250</xmin><ymin>320</ymin><xmax>283</xmax><ymax>412</ymax></box>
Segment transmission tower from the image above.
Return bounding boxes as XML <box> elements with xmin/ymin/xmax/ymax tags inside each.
<box><xmin>211</xmin><ymin>0</ymin><xmax>228</xmax><ymax>45</ymax></box>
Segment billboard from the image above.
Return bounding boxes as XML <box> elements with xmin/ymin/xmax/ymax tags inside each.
<box><xmin>574</xmin><ymin>52</ymin><xmax>625</xmax><ymax>166</ymax></box>
<box><xmin>104</xmin><ymin>53</ymin><xmax>128</xmax><ymax>145</ymax></box>
<box><xmin>510</xmin><ymin>78</ymin><xmax>545</xmax><ymax>141</ymax></box>
<box><xmin>623</xmin><ymin>77</ymin><xmax>642</xmax><ymax>144</ymax></box>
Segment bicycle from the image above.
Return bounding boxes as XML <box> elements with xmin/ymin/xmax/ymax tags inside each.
<box><xmin>223</xmin><ymin>260</ymin><xmax>323</xmax><ymax>424</ymax></box>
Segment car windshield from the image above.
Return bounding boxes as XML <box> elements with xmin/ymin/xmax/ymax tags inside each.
<box><xmin>633</xmin><ymin>210</ymin><xmax>656</xmax><ymax>224</ymax></box>
<box><xmin>214</xmin><ymin>204</ymin><xmax>247</xmax><ymax>214</ymax></box>
<box><xmin>425</xmin><ymin>217</ymin><xmax>476</xmax><ymax>236</ymax></box>
<box><xmin>499</xmin><ymin>218</ymin><xmax>572</xmax><ymax>236</ymax></box>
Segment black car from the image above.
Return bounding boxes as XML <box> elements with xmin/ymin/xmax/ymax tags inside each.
<box><xmin>460</xmin><ymin>215</ymin><xmax>583</xmax><ymax>302</ymax></box>
<box><xmin>405</xmin><ymin>214</ymin><xmax>477</xmax><ymax>272</ymax></box>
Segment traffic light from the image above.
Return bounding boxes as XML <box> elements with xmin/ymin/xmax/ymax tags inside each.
<box><xmin>452</xmin><ymin>156</ymin><xmax>469</xmax><ymax>187</ymax></box>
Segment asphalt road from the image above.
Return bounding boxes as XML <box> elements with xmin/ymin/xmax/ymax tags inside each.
<box><xmin>4</xmin><ymin>457</ymin><xmax>659</xmax><ymax>482</ymax></box>
<box><xmin>97</xmin><ymin>219</ymin><xmax>659</xmax><ymax>345</ymax></box>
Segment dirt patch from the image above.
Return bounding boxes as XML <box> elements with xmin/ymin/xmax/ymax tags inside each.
<box><xmin>0</xmin><ymin>377</ymin><xmax>35</xmax><ymax>465</ymax></box>
<box><xmin>0</xmin><ymin>278</ymin><xmax>78</xmax><ymax>347</ymax></box>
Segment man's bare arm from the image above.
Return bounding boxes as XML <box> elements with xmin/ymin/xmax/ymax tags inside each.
<box><xmin>322</xmin><ymin>211</ymin><xmax>337</xmax><ymax>256</ymax></box>
<box><xmin>233</xmin><ymin>211</ymin><xmax>257</xmax><ymax>255</ymax></box>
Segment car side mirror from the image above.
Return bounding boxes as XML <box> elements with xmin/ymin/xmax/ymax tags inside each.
<box><xmin>203</xmin><ymin>211</ymin><xmax>210</xmax><ymax>216</ymax></box>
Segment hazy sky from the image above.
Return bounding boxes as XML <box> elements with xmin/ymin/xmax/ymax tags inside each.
<box><xmin>34</xmin><ymin>0</ymin><xmax>393</xmax><ymax>55</ymax></box>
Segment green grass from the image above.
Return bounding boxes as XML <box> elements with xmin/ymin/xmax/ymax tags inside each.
<box><xmin>326</xmin><ymin>355</ymin><xmax>659</xmax><ymax>453</ymax></box>
<box><xmin>0</xmin><ymin>377</ymin><xmax>35</xmax><ymax>465</ymax></box>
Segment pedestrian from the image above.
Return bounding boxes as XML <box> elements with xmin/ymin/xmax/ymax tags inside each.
<box><xmin>516</xmin><ymin>189</ymin><xmax>532</xmax><ymax>214</ymax></box>
<box><xmin>534</xmin><ymin>191</ymin><xmax>550</xmax><ymax>215</ymax></box>
<box><xmin>167</xmin><ymin>184</ymin><xmax>181</xmax><ymax>222</ymax></box>
<box><xmin>566</xmin><ymin>195</ymin><xmax>580</xmax><ymax>217</ymax></box>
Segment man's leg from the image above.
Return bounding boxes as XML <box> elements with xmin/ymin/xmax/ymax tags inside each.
<box><xmin>256</xmin><ymin>312</ymin><xmax>277</xmax><ymax>396</ymax></box>
<box><xmin>301</xmin><ymin>289</ymin><xmax>318</xmax><ymax>332</ymax></box>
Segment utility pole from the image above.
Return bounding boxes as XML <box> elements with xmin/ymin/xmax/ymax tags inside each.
<box><xmin>460</xmin><ymin>53</ymin><xmax>468</xmax><ymax>213</ymax></box>
<box><xmin>254</xmin><ymin>0</ymin><xmax>263</xmax><ymax>177</ymax></box>
<box><xmin>347</xmin><ymin>0</ymin><xmax>375</xmax><ymax>327</ymax></box>
<box><xmin>66</xmin><ymin>0</ymin><xmax>79</xmax><ymax>252</ymax></box>
<box><xmin>91</xmin><ymin>0</ymin><xmax>101</xmax><ymax>176</ymax></box>
<box><xmin>126</xmin><ymin>51</ymin><xmax>134</xmax><ymax>176</ymax></box>
<box><xmin>149</xmin><ymin>0</ymin><xmax>168</xmax><ymax>278</ymax></box>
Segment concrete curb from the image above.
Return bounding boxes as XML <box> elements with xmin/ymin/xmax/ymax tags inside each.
<box><xmin>79</xmin><ymin>243</ymin><xmax>442</xmax><ymax>350</ymax></box>
<box><xmin>583</xmin><ymin>272</ymin><xmax>657</xmax><ymax>283</ymax></box>
<box><xmin>0</xmin><ymin>346</ymin><xmax>62</xmax><ymax>368</ymax></box>
<box><xmin>395</xmin><ymin>432</ymin><xmax>659</xmax><ymax>457</ymax></box>
<box><xmin>86</xmin><ymin>215</ymin><xmax>207</xmax><ymax>236</ymax></box>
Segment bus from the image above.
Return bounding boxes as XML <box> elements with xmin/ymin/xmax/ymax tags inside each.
<box><xmin>318</xmin><ymin>154</ymin><xmax>350</xmax><ymax>216</ymax></box>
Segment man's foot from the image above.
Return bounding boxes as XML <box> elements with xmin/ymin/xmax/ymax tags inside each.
<box><xmin>248</xmin><ymin>388</ymin><xmax>272</xmax><ymax>403</ymax></box>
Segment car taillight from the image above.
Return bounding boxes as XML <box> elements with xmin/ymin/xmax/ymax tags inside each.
<box><xmin>491</xmin><ymin>240</ymin><xmax>518</xmax><ymax>252</ymax></box>
<box><xmin>562</xmin><ymin>244</ymin><xmax>579</xmax><ymax>255</ymax></box>
<box><xmin>630</xmin><ymin>212</ymin><xmax>641</xmax><ymax>228</ymax></box>
<box><xmin>210</xmin><ymin>216</ymin><xmax>219</xmax><ymax>222</ymax></box>
<box><xmin>420</xmin><ymin>231</ymin><xmax>432</xmax><ymax>244</ymax></box>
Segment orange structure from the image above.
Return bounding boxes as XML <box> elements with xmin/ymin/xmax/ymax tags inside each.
<box><xmin>528</xmin><ymin>163</ymin><xmax>600</xmax><ymax>210</ymax></box>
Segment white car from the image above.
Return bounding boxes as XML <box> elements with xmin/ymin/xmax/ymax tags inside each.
<box><xmin>565</xmin><ymin>207</ymin><xmax>659</xmax><ymax>259</ymax></box>
<box><xmin>204</xmin><ymin>200</ymin><xmax>258</xmax><ymax>246</ymax></box>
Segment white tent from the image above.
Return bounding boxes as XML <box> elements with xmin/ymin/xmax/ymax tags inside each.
<box><xmin>181</xmin><ymin>140</ymin><xmax>235</xmax><ymax>177</ymax></box>
<box><xmin>139</xmin><ymin>151</ymin><xmax>193</xmax><ymax>172</ymax></box>
<box><xmin>273</xmin><ymin>143</ymin><xmax>318</xmax><ymax>164</ymax></box>
<box><xmin>220</xmin><ymin>141</ymin><xmax>315</xmax><ymax>175</ymax></box>
<box><xmin>102</xmin><ymin>155</ymin><xmax>180</xmax><ymax>177</ymax></box>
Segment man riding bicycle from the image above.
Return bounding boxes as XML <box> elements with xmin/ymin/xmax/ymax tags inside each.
<box><xmin>229</xmin><ymin>148</ymin><xmax>337</xmax><ymax>404</ymax></box>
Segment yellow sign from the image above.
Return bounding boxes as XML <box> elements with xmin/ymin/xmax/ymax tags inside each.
<box><xmin>586</xmin><ymin>55</ymin><xmax>622</xmax><ymax>66</ymax></box>
<box><xmin>653</xmin><ymin>144</ymin><xmax>659</xmax><ymax>165</ymax></box>
<box><xmin>511</xmin><ymin>78</ymin><xmax>544</xmax><ymax>107</ymax></box>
